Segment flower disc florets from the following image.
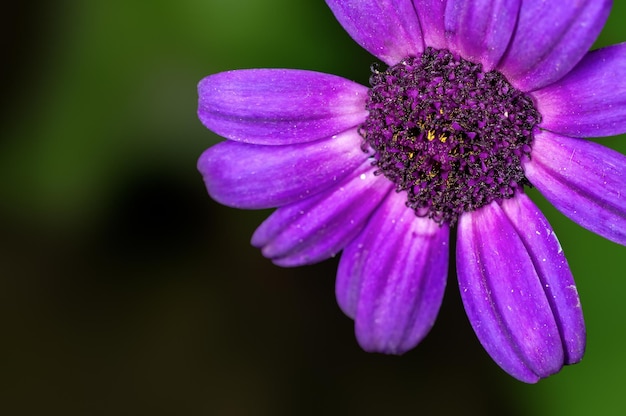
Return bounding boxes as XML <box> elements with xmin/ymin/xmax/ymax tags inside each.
<box><xmin>360</xmin><ymin>47</ymin><xmax>541</xmax><ymax>225</ymax></box>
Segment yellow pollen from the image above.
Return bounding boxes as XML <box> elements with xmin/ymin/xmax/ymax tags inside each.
<box><xmin>427</xmin><ymin>130</ymin><xmax>435</xmax><ymax>141</ymax></box>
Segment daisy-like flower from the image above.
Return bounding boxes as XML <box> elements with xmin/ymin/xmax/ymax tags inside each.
<box><xmin>197</xmin><ymin>0</ymin><xmax>626</xmax><ymax>383</ymax></box>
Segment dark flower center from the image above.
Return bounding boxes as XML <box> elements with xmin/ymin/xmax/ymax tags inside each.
<box><xmin>360</xmin><ymin>47</ymin><xmax>541</xmax><ymax>225</ymax></box>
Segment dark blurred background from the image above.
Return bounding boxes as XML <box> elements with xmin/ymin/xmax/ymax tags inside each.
<box><xmin>1</xmin><ymin>1</ymin><xmax>625</xmax><ymax>415</ymax></box>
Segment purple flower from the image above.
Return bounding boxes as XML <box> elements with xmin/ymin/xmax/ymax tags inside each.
<box><xmin>197</xmin><ymin>0</ymin><xmax>626</xmax><ymax>383</ymax></box>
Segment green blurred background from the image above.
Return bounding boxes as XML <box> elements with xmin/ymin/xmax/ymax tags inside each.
<box><xmin>1</xmin><ymin>1</ymin><xmax>625</xmax><ymax>414</ymax></box>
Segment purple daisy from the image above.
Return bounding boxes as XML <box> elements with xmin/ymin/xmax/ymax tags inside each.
<box><xmin>197</xmin><ymin>0</ymin><xmax>626</xmax><ymax>383</ymax></box>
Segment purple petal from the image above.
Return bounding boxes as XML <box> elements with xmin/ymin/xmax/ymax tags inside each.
<box><xmin>198</xmin><ymin>128</ymin><xmax>367</xmax><ymax>209</ymax></box>
<box><xmin>457</xmin><ymin>202</ymin><xmax>564</xmax><ymax>383</ymax></box>
<box><xmin>325</xmin><ymin>0</ymin><xmax>424</xmax><ymax>65</ymax></box>
<box><xmin>413</xmin><ymin>0</ymin><xmax>447</xmax><ymax>49</ymax></box>
<box><xmin>501</xmin><ymin>194</ymin><xmax>585</xmax><ymax>365</ymax></box>
<box><xmin>533</xmin><ymin>43</ymin><xmax>626</xmax><ymax>138</ymax></box>
<box><xmin>251</xmin><ymin>161</ymin><xmax>393</xmax><ymax>267</ymax></box>
<box><xmin>498</xmin><ymin>0</ymin><xmax>611</xmax><ymax>92</ymax></box>
<box><xmin>523</xmin><ymin>130</ymin><xmax>626</xmax><ymax>246</ymax></box>
<box><xmin>198</xmin><ymin>69</ymin><xmax>368</xmax><ymax>145</ymax></box>
<box><xmin>444</xmin><ymin>0</ymin><xmax>520</xmax><ymax>71</ymax></box>
<box><xmin>336</xmin><ymin>191</ymin><xmax>449</xmax><ymax>354</ymax></box>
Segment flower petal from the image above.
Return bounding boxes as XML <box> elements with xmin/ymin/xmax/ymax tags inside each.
<box><xmin>251</xmin><ymin>161</ymin><xmax>392</xmax><ymax>267</ymax></box>
<box><xmin>198</xmin><ymin>69</ymin><xmax>368</xmax><ymax>145</ymax></box>
<box><xmin>501</xmin><ymin>193</ymin><xmax>585</xmax><ymax>365</ymax></box>
<box><xmin>533</xmin><ymin>43</ymin><xmax>626</xmax><ymax>138</ymax></box>
<box><xmin>325</xmin><ymin>0</ymin><xmax>424</xmax><ymax>65</ymax></box>
<box><xmin>413</xmin><ymin>0</ymin><xmax>447</xmax><ymax>49</ymax></box>
<box><xmin>497</xmin><ymin>0</ymin><xmax>611</xmax><ymax>92</ymax></box>
<box><xmin>444</xmin><ymin>0</ymin><xmax>520</xmax><ymax>71</ymax></box>
<box><xmin>198</xmin><ymin>128</ymin><xmax>367</xmax><ymax>209</ymax></box>
<box><xmin>523</xmin><ymin>130</ymin><xmax>626</xmax><ymax>246</ymax></box>
<box><xmin>336</xmin><ymin>191</ymin><xmax>449</xmax><ymax>354</ymax></box>
<box><xmin>457</xmin><ymin>202</ymin><xmax>564</xmax><ymax>383</ymax></box>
